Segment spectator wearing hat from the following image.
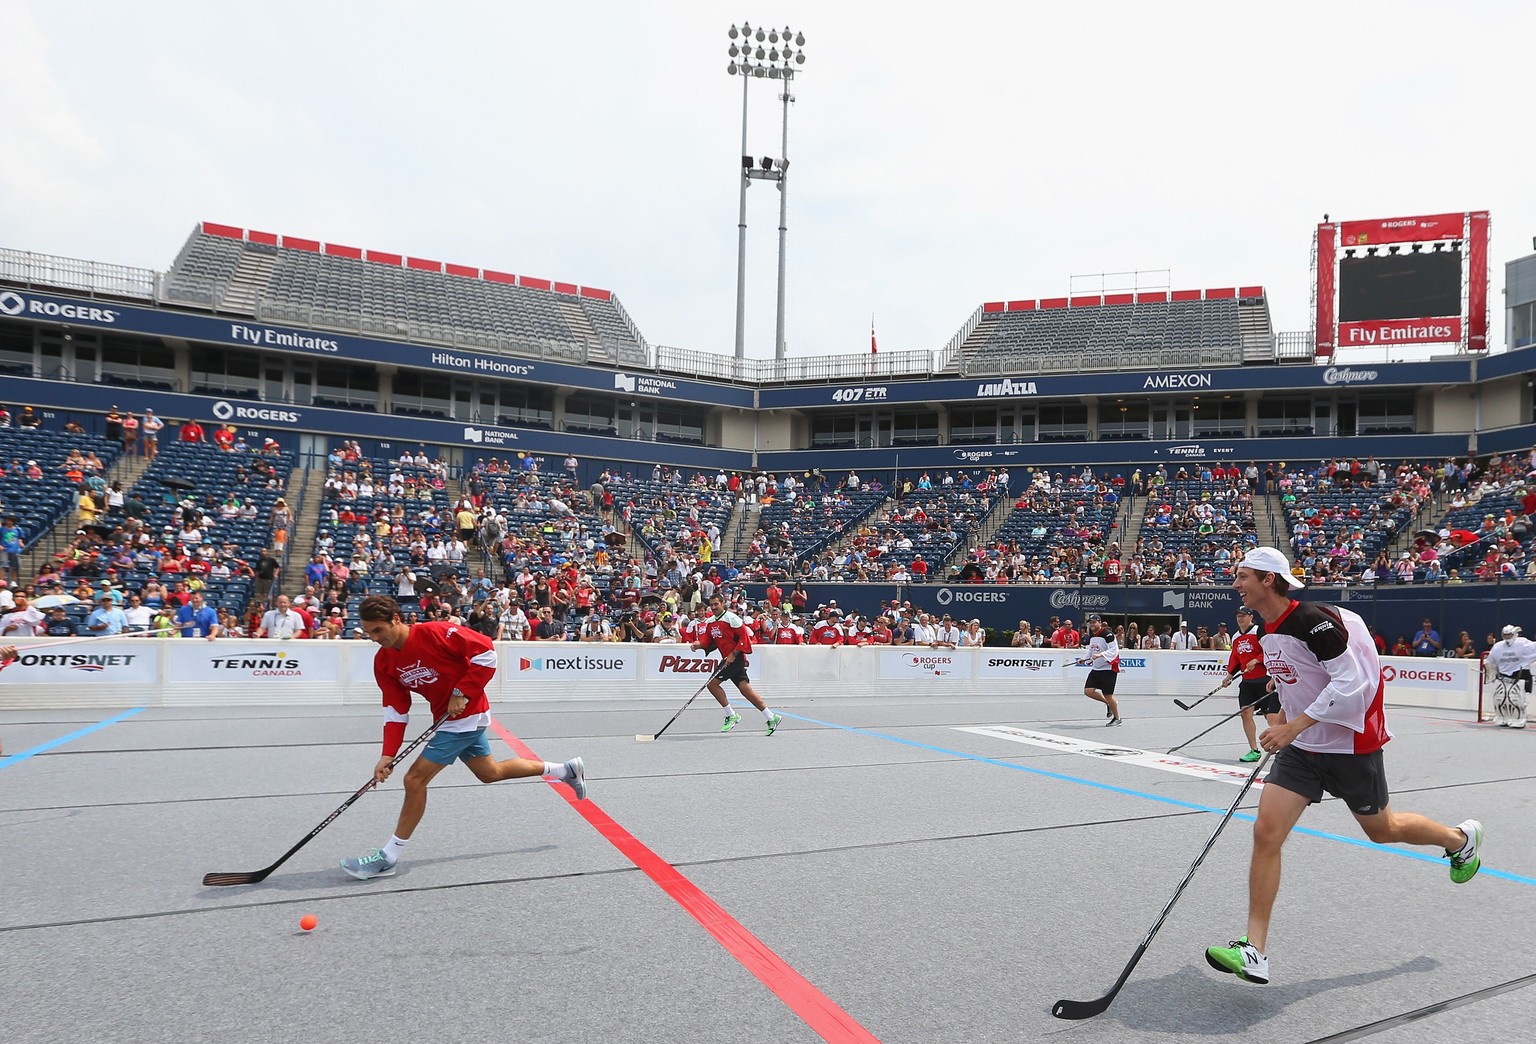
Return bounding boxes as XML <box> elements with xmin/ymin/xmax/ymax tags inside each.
<box><xmin>104</xmin><ymin>407</ymin><xmax>123</xmax><ymax>442</ymax></box>
<box><xmin>142</xmin><ymin>408</ymin><xmax>163</xmax><ymax>459</ymax></box>
<box><xmin>44</xmin><ymin>605</ymin><xmax>77</xmax><ymax>637</ymax></box>
<box><xmin>86</xmin><ymin>594</ymin><xmax>127</xmax><ymax>636</ymax></box>
<box><xmin>18</xmin><ymin>406</ymin><xmax>41</xmax><ymax>428</ymax></box>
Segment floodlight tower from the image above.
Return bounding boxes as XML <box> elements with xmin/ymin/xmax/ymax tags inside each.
<box><xmin>726</xmin><ymin>23</ymin><xmax>807</xmax><ymax>362</ymax></box>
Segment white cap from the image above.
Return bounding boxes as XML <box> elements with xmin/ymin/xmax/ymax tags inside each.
<box><xmin>1503</xmin><ymin>624</ymin><xmax>1520</xmax><ymax>637</ymax></box>
<box><xmin>1237</xmin><ymin>546</ymin><xmax>1305</xmax><ymax>589</ymax></box>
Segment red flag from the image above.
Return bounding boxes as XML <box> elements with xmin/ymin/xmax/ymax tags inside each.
<box><xmin>870</xmin><ymin>316</ymin><xmax>878</xmax><ymax>354</ymax></box>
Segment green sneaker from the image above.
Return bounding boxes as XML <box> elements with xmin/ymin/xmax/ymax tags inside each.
<box><xmin>1448</xmin><ymin>819</ymin><xmax>1482</xmax><ymax>884</ymax></box>
<box><xmin>1239</xmin><ymin>749</ymin><xmax>1262</xmax><ymax>763</ymax></box>
<box><xmin>720</xmin><ymin>711</ymin><xmax>742</xmax><ymax>733</ymax></box>
<box><xmin>1205</xmin><ymin>935</ymin><xmax>1268</xmax><ymax>984</ymax></box>
<box><xmin>766</xmin><ymin>713</ymin><xmax>784</xmax><ymax>736</ymax></box>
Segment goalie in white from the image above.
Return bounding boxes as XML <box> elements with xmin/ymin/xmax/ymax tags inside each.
<box><xmin>1485</xmin><ymin>624</ymin><xmax>1536</xmax><ymax>728</ymax></box>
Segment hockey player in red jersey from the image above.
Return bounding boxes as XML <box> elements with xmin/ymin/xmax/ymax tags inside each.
<box><xmin>691</xmin><ymin>593</ymin><xmax>785</xmax><ymax>735</ymax></box>
<box><xmin>339</xmin><ymin>595</ymin><xmax>587</xmax><ymax>880</ymax></box>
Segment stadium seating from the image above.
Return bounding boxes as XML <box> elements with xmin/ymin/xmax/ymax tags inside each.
<box><xmin>0</xmin><ymin>428</ymin><xmax>121</xmax><ymax>550</ymax></box>
<box><xmin>161</xmin><ymin>228</ymin><xmax>649</xmax><ymax>366</ymax></box>
<box><xmin>961</xmin><ymin>297</ymin><xmax>1246</xmax><ymax>372</ymax></box>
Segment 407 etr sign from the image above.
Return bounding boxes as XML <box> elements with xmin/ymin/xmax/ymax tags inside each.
<box><xmin>831</xmin><ymin>386</ymin><xmax>888</xmax><ymax>402</ymax></box>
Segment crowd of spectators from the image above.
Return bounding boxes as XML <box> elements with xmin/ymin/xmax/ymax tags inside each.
<box><xmin>0</xmin><ymin>406</ymin><xmax>294</xmax><ymax>638</ymax></box>
<box><xmin>1285</xmin><ymin>453</ymin><xmax>1536</xmax><ymax>585</ymax></box>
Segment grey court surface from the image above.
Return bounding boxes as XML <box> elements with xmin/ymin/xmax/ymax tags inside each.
<box><xmin>3</xmin><ymin>688</ymin><xmax>1535</xmax><ymax>1043</ymax></box>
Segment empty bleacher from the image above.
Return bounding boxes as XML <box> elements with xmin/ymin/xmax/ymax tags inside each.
<box><xmin>958</xmin><ymin>289</ymin><xmax>1263</xmax><ymax>374</ymax></box>
<box><xmin>160</xmin><ymin>225</ymin><xmax>650</xmax><ymax>366</ymax></box>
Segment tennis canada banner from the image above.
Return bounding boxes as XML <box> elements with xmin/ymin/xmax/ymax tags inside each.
<box><xmin>165</xmin><ymin>642</ymin><xmax>342</xmax><ymax>682</ymax></box>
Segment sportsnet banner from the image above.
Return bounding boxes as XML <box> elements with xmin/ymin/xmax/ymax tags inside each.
<box><xmin>2</xmin><ymin>642</ymin><xmax>158</xmax><ymax>685</ymax></box>
<box><xmin>1340</xmin><ymin>213</ymin><xmax>1464</xmax><ymax>247</ymax></box>
<box><xmin>1338</xmin><ymin>316</ymin><xmax>1461</xmax><ymax>348</ymax></box>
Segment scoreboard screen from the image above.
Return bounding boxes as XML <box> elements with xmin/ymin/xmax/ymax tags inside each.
<box><xmin>1338</xmin><ymin>249</ymin><xmax>1461</xmax><ymax>322</ymax></box>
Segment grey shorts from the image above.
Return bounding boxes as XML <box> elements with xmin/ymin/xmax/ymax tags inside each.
<box><xmin>1267</xmin><ymin>745</ymin><xmax>1390</xmax><ymax>816</ymax></box>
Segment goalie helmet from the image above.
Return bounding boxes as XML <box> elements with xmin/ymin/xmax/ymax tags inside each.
<box><xmin>1503</xmin><ymin>624</ymin><xmax>1521</xmax><ymax>637</ymax></box>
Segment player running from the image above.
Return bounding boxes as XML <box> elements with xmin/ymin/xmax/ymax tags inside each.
<box><xmin>1081</xmin><ymin>615</ymin><xmax>1122</xmax><ymax>726</ymax></box>
<box><xmin>340</xmin><ymin>595</ymin><xmax>587</xmax><ymax>881</ymax></box>
<box><xmin>1220</xmin><ymin>606</ymin><xmax>1279</xmax><ymax>762</ymax></box>
<box><xmin>691</xmin><ymin>593</ymin><xmax>784</xmax><ymax>735</ymax></box>
<box><xmin>1206</xmin><ymin>547</ymin><xmax>1482</xmax><ymax>986</ymax></box>
<box><xmin>1485</xmin><ymin>624</ymin><xmax>1536</xmax><ymax>728</ymax></box>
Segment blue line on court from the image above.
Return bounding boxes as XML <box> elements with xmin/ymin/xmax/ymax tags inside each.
<box><xmin>782</xmin><ymin>710</ymin><xmax>1536</xmax><ymax>888</ymax></box>
<box><xmin>0</xmin><ymin>708</ymin><xmax>146</xmax><ymax>770</ymax></box>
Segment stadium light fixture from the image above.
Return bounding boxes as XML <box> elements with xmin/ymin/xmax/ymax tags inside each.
<box><xmin>725</xmin><ymin>23</ymin><xmax>808</xmax><ymax>362</ymax></box>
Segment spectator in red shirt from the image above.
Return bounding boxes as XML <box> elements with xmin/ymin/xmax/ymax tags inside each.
<box><xmin>910</xmin><ymin>557</ymin><xmax>929</xmax><ymax>580</ymax></box>
<box><xmin>179</xmin><ymin>419</ymin><xmax>205</xmax><ymax>443</ymax></box>
<box><xmin>212</xmin><ymin>424</ymin><xmax>236</xmax><ymax>451</ymax></box>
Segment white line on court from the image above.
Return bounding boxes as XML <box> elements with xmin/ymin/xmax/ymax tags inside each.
<box><xmin>955</xmin><ymin>725</ymin><xmax>1267</xmax><ymax>788</ymax></box>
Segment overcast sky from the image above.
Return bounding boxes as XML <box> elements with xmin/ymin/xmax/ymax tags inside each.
<box><xmin>2</xmin><ymin>0</ymin><xmax>1532</xmax><ymax>361</ymax></box>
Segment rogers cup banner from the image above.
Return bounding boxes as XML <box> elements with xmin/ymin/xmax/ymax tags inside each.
<box><xmin>1338</xmin><ymin>317</ymin><xmax>1462</xmax><ymax>348</ymax></box>
<box><xmin>877</xmin><ymin>648</ymin><xmax>967</xmax><ymax>681</ymax></box>
<box><xmin>1340</xmin><ymin>213</ymin><xmax>1464</xmax><ymax>247</ymax></box>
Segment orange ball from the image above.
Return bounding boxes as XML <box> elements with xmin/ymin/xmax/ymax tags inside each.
<box><xmin>299</xmin><ymin>914</ymin><xmax>318</xmax><ymax>932</ymax></box>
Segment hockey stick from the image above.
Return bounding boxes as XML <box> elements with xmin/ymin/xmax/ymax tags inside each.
<box><xmin>1051</xmin><ymin>750</ymin><xmax>1272</xmax><ymax>1020</ymax></box>
<box><xmin>1174</xmin><ymin>682</ymin><xmax>1226</xmax><ymax>712</ymax></box>
<box><xmin>1165</xmin><ymin>704</ymin><xmax>1250</xmax><ymax>755</ymax></box>
<box><xmin>635</xmin><ymin>656</ymin><xmax>734</xmax><ymax>742</ymax></box>
<box><xmin>202</xmin><ymin>715</ymin><xmax>447</xmax><ymax>886</ymax></box>
<box><xmin>8</xmin><ymin>627</ymin><xmax>176</xmax><ymax>649</ymax></box>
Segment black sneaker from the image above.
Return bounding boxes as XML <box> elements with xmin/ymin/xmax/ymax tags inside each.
<box><xmin>1106</xmin><ymin>717</ymin><xmax>1122</xmax><ymax>727</ymax></box>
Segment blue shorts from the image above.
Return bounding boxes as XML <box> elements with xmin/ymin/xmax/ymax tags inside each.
<box><xmin>421</xmin><ymin>727</ymin><xmax>492</xmax><ymax>765</ymax></box>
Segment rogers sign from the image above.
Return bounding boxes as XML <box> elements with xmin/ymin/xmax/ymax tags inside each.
<box><xmin>1378</xmin><ymin>662</ymin><xmax>1473</xmax><ymax>692</ymax></box>
<box><xmin>0</xmin><ymin>291</ymin><xmax>119</xmax><ymax>324</ymax></box>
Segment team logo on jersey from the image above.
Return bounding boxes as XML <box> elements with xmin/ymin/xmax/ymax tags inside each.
<box><xmin>1266</xmin><ymin>657</ymin><xmax>1298</xmax><ymax>684</ymax></box>
<box><xmin>398</xmin><ymin>659</ymin><xmax>440</xmax><ymax>688</ymax></box>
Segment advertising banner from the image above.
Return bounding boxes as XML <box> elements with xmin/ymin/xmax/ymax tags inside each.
<box><xmin>1315</xmin><ymin>222</ymin><xmax>1336</xmax><ymax>357</ymax></box>
<box><xmin>877</xmin><ymin>647</ymin><xmax>969</xmax><ymax>681</ymax></box>
<box><xmin>507</xmin><ymin>647</ymin><xmax>639</xmax><ymax>683</ymax></box>
<box><xmin>1339</xmin><ymin>213</ymin><xmax>1465</xmax><ymax>246</ymax></box>
<box><xmin>3</xmin><ymin>642</ymin><xmax>159</xmax><ymax>685</ymax></box>
<box><xmin>1337</xmin><ymin>317</ymin><xmax>1462</xmax><ymax>348</ymax></box>
<box><xmin>1468</xmin><ymin>211</ymin><xmax>1489</xmax><ymax>351</ymax></box>
<box><xmin>165</xmin><ymin>640</ymin><xmax>342</xmax><ymax>683</ymax></box>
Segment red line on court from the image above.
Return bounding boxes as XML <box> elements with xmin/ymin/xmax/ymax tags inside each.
<box><xmin>489</xmin><ymin>717</ymin><xmax>879</xmax><ymax>1043</ymax></box>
